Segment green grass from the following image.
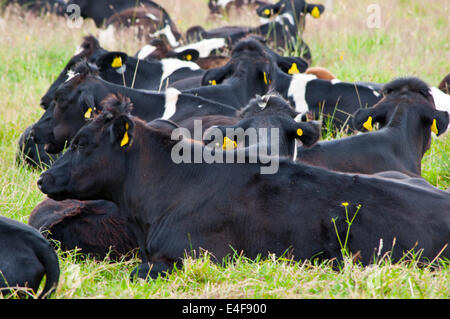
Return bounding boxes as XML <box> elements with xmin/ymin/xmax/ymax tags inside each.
<box><xmin>0</xmin><ymin>0</ymin><xmax>449</xmax><ymax>299</ymax></box>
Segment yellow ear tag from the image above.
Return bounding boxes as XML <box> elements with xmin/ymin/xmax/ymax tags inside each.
<box><xmin>264</xmin><ymin>8</ymin><xmax>271</xmax><ymax>16</ymax></box>
<box><xmin>84</xmin><ymin>107</ymin><xmax>92</xmax><ymax>119</ymax></box>
<box><xmin>185</xmin><ymin>54</ymin><xmax>192</xmax><ymax>61</ymax></box>
<box><xmin>111</xmin><ymin>56</ymin><xmax>123</xmax><ymax>68</ymax></box>
<box><xmin>222</xmin><ymin>136</ymin><xmax>237</xmax><ymax>150</ymax></box>
<box><xmin>311</xmin><ymin>6</ymin><xmax>320</xmax><ymax>18</ymax></box>
<box><xmin>363</xmin><ymin>116</ymin><xmax>373</xmax><ymax>131</ymax></box>
<box><xmin>431</xmin><ymin>119</ymin><xmax>438</xmax><ymax>135</ymax></box>
<box><xmin>209</xmin><ymin>80</ymin><xmax>217</xmax><ymax>86</ymax></box>
<box><xmin>288</xmin><ymin>63</ymin><xmax>300</xmax><ymax>75</ymax></box>
<box><xmin>263</xmin><ymin>72</ymin><xmax>269</xmax><ymax>85</ymax></box>
<box><xmin>120</xmin><ymin>122</ymin><xmax>129</xmax><ymax>147</ymax></box>
<box><xmin>297</xmin><ymin>128</ymin><xmax>303</xmax><ymax>137</ymax></box>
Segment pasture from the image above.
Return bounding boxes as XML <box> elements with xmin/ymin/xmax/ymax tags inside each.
<box><xmin>0</xmin><ymin>0</ymin><xmax>449</xmax><ymax>299</ymax></box>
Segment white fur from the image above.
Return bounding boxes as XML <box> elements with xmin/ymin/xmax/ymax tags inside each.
<box><xmin>288</xmin><ymin>73</ymin><xmax>317</xmax><ymax>114</ymax></box>
<box><xmin>430</xmin><ymin>87</ymin><xmax>450</xmax><ymax>113</ymax></box>
<box><xmin>292</xmin><ymin>139</ymin><xmax>298</xmax><ymax>161</ymax></box>
<box><xmin>137</xmin><ymin>44</ymin><xmax>157</xmax><ymax>60</ymax></box>
<box><xmin>162</xmin><ymin>88</ymin><xmax>181</xmax><ymax>120</ymax></box>
<box><xmin>217</xmin><ymin>0</ymin><xmax>234</xmax><ymax>8</ymax></box>
<box><xmin>275</xmin><ymin>12</ymin><xmax>295</xmax><ymax>27</ymax></box>
<box><xmin>372</xmin><ymin>90</ymin><xmax>380</xmax><ymax>97</ymax></box>
<box><xmin>150</xmin><ymin>24</ymin><xmax>179</xmax><ymax>48</ymax></box>
<box><xmin>146</xmin><ymin>13</ymin><xmax>159</xmax><ymax>21</ymax></box>
<box><xmin>160</xmin><ymin>58</ymin><xmax>200</xmax><ymax>84</ymax></box>
<box><xmin>65</xmin><ymin>70</ymin><xmax>79</xmax><ymax>82</ymax></box>
<box><xmin>330</xmin><ymin>79</ymin><xmax>341</xmax><ymax>85</ymax></box>
<box><xmin>174</xmin><ymin>38</ymin><xmax>227</xmax><ymax>58</ymax></box>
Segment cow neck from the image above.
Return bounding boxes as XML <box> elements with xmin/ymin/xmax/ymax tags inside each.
<box><xmin>384</xmin><ymin>104</ymin><xmax>430</xmax><ymax>172</ymax></box>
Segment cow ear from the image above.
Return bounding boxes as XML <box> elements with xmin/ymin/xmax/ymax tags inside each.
<box><xmin>352</xmin><ymin>105</ymin><xmax>388</xmax><ymax>132</ymax></box>
<box><xmin>175</xmin><ymin>49</ymin><xmax>199</xmax><ymax>62</ymax></box>
<box><xmin>305</xmin><ymin>4</ymin><xmax>325</xmax><ymax>18</ymax></box>
<box><xmin>201</xmin><ymin>63</ymin><xmax>234</xmax><ymax>86</ymax></box>
<box><xmin>110</xmin><ymin>115</ymin><xmax>135</xmax><ymax>150</ymax></box>
<box><xmin>96</xmin><ymin>52</ymin><xmax>128</xmax><ymax>71</ymax></box>
<box><xmin>425</xmin><ymin>109</ymin><xmax>449</xmax><ymax>136</ymax></box>
<box><xmin>276</xmin><ymin>57</ymin><xmax>309</xmax><ymax>74</ymax></box>
<box><xmin>203</xmin><ymin>125</ymin><xmax>229</xmax><ymax>147</ymax></box>
<box><xmin>78</xmin><ymin>92</ymin><xmax>96</xmax><ymax>118</ymax></box>
<box><xmin>291</xmin><ymin>121</ymin><xmax>321</xmax><ymax>147</ymax></box>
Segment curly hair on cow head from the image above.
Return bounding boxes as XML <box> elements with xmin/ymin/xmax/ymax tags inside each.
<box><xmin>382</xmin><ymin>77</ymin><xmax>432</xmax><ymax>100</ymax></box>
<box><xmin>99</xmin><ymin>93</ymin><xmax>134</xmax><ymax>116</ymax></box>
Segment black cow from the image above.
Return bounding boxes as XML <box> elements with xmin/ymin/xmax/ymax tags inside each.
<box><xmin>29</xmin><ymin>198</ymin><xmax>138</xmax><ymax>260</ymax></box>
<box><xmin>271</xmin><ymin>71</ymin><xmax>383</xmax><ymax>132</ymax></box>
<box><xmin>181</xmin><ymin>38</ymin><xmax>274</xmax><ymax>109</ymax></box>
<box><xmin>0</xmin><ymin>216</ymin><xmax>60</xmax><ymax>298</ymax></box>
<box><xmin>204</xmin><ymin>94</ymin><xmax>321</xmax><ymax>159</ymax></box>
<box><xmin>38</xmin><ymin>105</ymin><xmax>450</xmax><ymax>280</ymax></box>
<box><xmin>284</xmin><ymin>77</ymin><xmax>450</xmax><ymax>176</ymax></box>
<box><xmin>62</xmin><ymin>0</ymin><xmax>169</xmax><ymax>27</ymax></box>
<box><xmin>30</xmin><ymin>63</ymin><xmax>237</xmax><ymax>154</ymax></box>
<box><xmin>256</xmin><ymin>0</ymin><xmax>325</xmax><ymax>34</ymax></box>
<box><xmin>102</xmin><ymin>5</ymin><xmax>181</xmax><ymax>47</ymax></box>
<box><xmin>3</xmin><ymin>0</ymin><xmax>65</xmax><ymax>14</ymax></box>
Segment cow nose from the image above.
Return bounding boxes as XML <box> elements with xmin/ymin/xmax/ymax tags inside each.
<box><xmin>37</xmin><ymin>173</ymin><xmax>53</xmax><ymax>191</ymax></box>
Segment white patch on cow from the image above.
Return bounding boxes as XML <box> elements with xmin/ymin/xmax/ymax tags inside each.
<box><xmin>430</xmin><ymin>87</ymin><xmax>450</xmax><ymax>114</ymax></box>
<box><xmin>217</xmin><ymin>0</ymin><xmax>234</xmax><ymax>8</ymax></box>
<box><xmin>275</xmin><ymin>12</ymin><xmax>295</xmax><ymax>27</ymax></box>
<box><xmin>174</xmin><ymin>38</ymin><xmax>226</xmax><ymax>58</ymax></box>
<box><xmin>198</xmin><ymin>104</ymin><xmax>203</xmax><ymax>108</ymax></box>
<box><xmin>294</xmin><ymin>114</ymin><xmax>303</xmax><ymax>123</ymax></box>
<box><xmin>259</xmin><ymin>17</ymin><xmax>270</xmax><ymax>24</ymax></box>
<box><xmin>160</xmin><ymin>58</ymin><xmax>200</xmax><ymax>84</ymax></box>
<box><xmin>115</xmin><ymin>64</ymin><xmax>127</xmax><ymax>74</ymax></box>
<box><xmin>137</xmin><ymin>44</ymin><xmax>157</xmax><ymax>60</ymax></box>
<box><xmin>150</xmin><ymin>24</ymin><xmax>179</xmax><ymax>48</ymax></box>
<box><xmin>163</xmin><ymin>88</ymin><xmax>181</xmax><ymax>120</ymax></box>
<box><xmin>288</xmin><ymin>73</ymin><xmax>317</xmax><ymax>114</ymax></box>
<box><xmin>146</xmin><ymin>13</ymin><xmax>159</xmax><ymax>21</ymax></box>
<box><xmin>98</xmin><ymin>24</ymin><xmax>116</xmax><ymax>50</ymax></box>
<box><xmin>372</xmin><ymin>90</ymin><xmax>380</xmax><ymax>97</ymax></box>
<box><xmin>331</xmin><ymin>79</ymin><xmax>341</xmax><ymax>85</ymax></box>
<box><xmin>292</xmin><ymin>139</ymin><xmax>298</xmax><ymax>161</ymax></box>
<box><xmin>65</xmin><ymin>70</ymin><xmax>79</xmax><ymax>82</ymax></box>
<box><xmin>74</xmin><ymin>45</ymin><xmax>83</xmax><ymax>56</ymax></box>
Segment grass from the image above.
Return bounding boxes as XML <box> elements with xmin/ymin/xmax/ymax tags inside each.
<box><xmin>0</xmin><ymin>0</ymin><xmax>449</xmax><ymax>299</ymax></box>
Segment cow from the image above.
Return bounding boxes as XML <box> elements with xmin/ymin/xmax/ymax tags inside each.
<box><xmin>29</xmin><ymin>198</ymin><xmax>138</xmax><ymax>260</ymax></box>
<box><xmin>256</xmin><ymin>0</ymin><xmax>325</xmax><ymax>34</ymax></box>
<box><xmin>208</xmin><ymin>0</ymin><xmax>271</xmax><ymax>15</ymax></box>
<box><xmin>30</xmin><ymin>64</ymin><xmax>237</xmax><ymax>154</ymax></box>
<box><xmin>204</xmin><ymin>94</ymin><xmax>321</xmax><ymax>159</ymax></box>
<box><xmin>99</xmin><ymin>5</ymin><xmax>181</xmax><ymax>49</ymax></box>
<box><xmin>37</xmin><ymin>104</ymin><xmax>450</xmax><ymax>281</ymax></box>
<box><xmin>0</xmin><ymin>216</ymin><xmax>60</xmax><ymax>298</ymax></box>
<box><xmin>271</xmin><ymin>71</ymin><xmax>383</xmax><ymax>132</ymax></box>
<box><xmin>61</xmin><ymin>0</ymin><xmax>169</xmax><ymax>27</ymax></box>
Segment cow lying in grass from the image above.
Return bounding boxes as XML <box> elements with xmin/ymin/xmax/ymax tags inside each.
<box><xmin>29</xmin><ymin>198</ymin><xmax>138</xmax><ymax>260</ymax></box>
<box><xmin>0</xmin><ymin>216</ymin><xmax>59</xmax><ymax>298</ymax></box>
<box><xmin>38</xmin><ymin>96</ymin><xmax>450</xmax><ymax>280</ymax></box>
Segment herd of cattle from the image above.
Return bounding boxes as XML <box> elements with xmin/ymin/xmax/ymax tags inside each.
<box><xmin>1</xmin><ymin>0</ymin><xmax>450</xmax><ymax>299</ymax></box>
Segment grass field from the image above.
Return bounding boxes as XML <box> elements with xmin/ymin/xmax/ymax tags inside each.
<box><xmin>0</xmin><ymin>0</ymin><xmax>449</xmax><ymax>299</ymax></box>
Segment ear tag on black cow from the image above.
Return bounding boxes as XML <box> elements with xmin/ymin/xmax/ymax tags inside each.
<box><xmin>222</xmin><ymin>136</ymin><xmax>237</xmax><ymax>150</ymax></box>
<box><xmin>311</xmin><ymin>6</ymin><xmax>321</xmax><ymax>18</ymax></box>
<box><xmin>209</xmin><ymin>80</ymin><xmax>217</xmax><ymax>86</ymax></box>
<box><xmin>288</xmin><ymin>63</ymin><xmax>300</xmax><ymax>75</ymax></box>
<box><xmin>111</xmin><ymin>56</ymin><xmax>123</xmax><ymax>68</ymax></box>
<box><xmin>120</xmin><ymin>122</ymin><xmax>130</xmax><ymax>147</ymax></box>
<box><xmin>84</xmin><ymin>107</ymin><xmax>93</xmax><ymax>119</ymax></box>
<box><xmin>363</xmin><ymin>116</ymin><xmax>373</xmax><ymax>131</ymax></box>
<box><xmin>264</xmin><ymin>9</ymin><xmax>271</xmax><ymax>16</ymax></box>
<box><xmin>184</xmin><ymin>54</ymin><xmax>192</xmax><ymax>61</ymax></box>
<box><xmin>297</xmin><ymin>128</ymin><xmax>303</xmax><ymax>137</ymax></box>
<box><xmin>263</xmin><ymin>72</ymin><xmax>270</xmax><ymax>85</ymax></box>
<box><xmin>431</xmin><ymin>119</ymin><xmax>438</xmax><ymax>135</ymax></box>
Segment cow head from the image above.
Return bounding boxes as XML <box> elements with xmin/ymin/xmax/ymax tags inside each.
<box><xmin>204</xmin><ymin>94</ymin><xmax>321</xmax><ymax>158</ymax></box>
<box><xmin>257</xmin><ymin>0</ymin><xmax>325</xmax><ymax>21</ymax></box>
<box><xmin>201</xmin><ymin>38</ymin><xmax>274</xmax><ymax>94</ymax></box>
<box><xmin>40</xmin><ymin>35</ymin><xmax>104</xmax><ymax>110</ymax></box>
<box><xmin>353</xmin><ymin>77</ymin><xmax>449</xmax><ymax>155</ymax></box>
<box><xmin>38</xmin><ymin>94</ymin><xmax>136</xmax><ymax>201</ymax></box>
